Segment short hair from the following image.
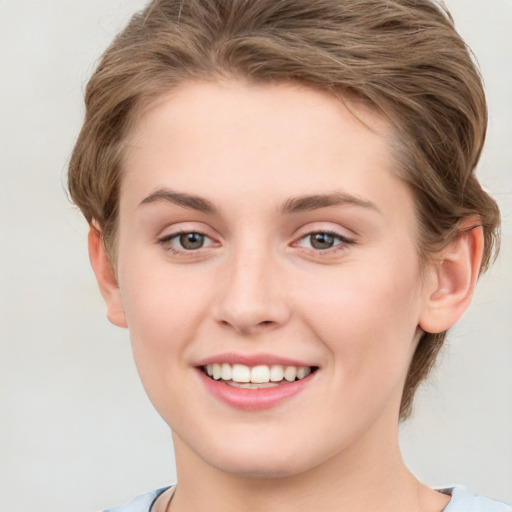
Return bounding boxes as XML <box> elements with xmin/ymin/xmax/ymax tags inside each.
<box><xmin>68</xmin><ymin>0</ymin><xmax>500</xmax><ymax>419</ymax></box>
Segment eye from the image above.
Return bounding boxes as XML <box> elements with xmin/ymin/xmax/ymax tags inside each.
<box><xmin>177</xmin><ymin>232</ymin><xmax>206</xmax><ymax>250</ymax></box>
<box><xmin>296</xmin><ymin>231</ymin><xmax>353</xmax><ymax>251</ymax></box>
<box><xmin>307</xmin><ymin>232</ymin><xmax>337</xmax><ymax>250</ymax></box>
<box><xmin>158</xmin><ymin>230</ymin><xmax>215</xmax><ymax>253</ymax></box>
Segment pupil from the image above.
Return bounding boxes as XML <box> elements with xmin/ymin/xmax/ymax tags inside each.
<box><xmin>180</xmin><ymin>232</ymin><xmax>204</xmax><ymax>250</ymax></box>
<box><xmin>311</xmin><ymin>233</ymin><xmax>334</xmax><ymax>250</ymax></box>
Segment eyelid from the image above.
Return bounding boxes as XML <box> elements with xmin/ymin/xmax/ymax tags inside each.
<box><xmin>292</xmin><ymin>221</ymin><xmax>356</xmax><ymax>241</ymax></box>
<box><xmin>156</xmin><ymin>220</ymin><xmax>217</xmax><ymax>242</ymax></box>
<box><xmin>159</xmin><ymin>228</ymin><xmax>211</xmax><ymax>242</ymax></box>
<box><xmin>155</xmin><ymin>222</ymin><xmax>355</xmax><ymax>257</ymax></box>
<box><xmin>291</xmin><ymin>227</ymin><xmax>356</xmax><ymax>255</ymax></box>
<box><xmin>296</xmin><ymin>230</ymin><xmax>352</xmax><ymax>245</ymax></box>
<box><xmin>157</xmin><ymin>225</ymin><xmax>220</xmax><ymax>256</ymax></box>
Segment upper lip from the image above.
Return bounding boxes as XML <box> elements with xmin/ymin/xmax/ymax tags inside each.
<box><xmin>195</xmin><ymin>352</ymin><xmax>316</xmax><ymax>368</ymax></box>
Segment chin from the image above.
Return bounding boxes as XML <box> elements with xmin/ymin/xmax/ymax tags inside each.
<box><xmin>197</xmin><ymin>436</ymin><xmax>328</xmax><ymax>480</ymax></box>
<box><xmin>212</xmin><ymin>456</ymin><xmax>307</xmax><ymax>479</ymax></box>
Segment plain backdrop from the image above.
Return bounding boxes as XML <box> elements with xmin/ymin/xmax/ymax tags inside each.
<box><xmin>0</xmin><ymin>1</ymin><xmax>511</xmax><ymax>511</ymax></box>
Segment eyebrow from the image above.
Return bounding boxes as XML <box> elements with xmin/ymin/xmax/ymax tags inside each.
<box><xmin>139</xmin><ymin>188</ymin><xmax>216</xmax><ymax>213</ymax></box>
<box><xmin>280</xmin><ymin>191</ymin><xmax>380</xmax><ymax>215</ymax></box>
<box><xmin>139</xmin><ymin>188</ymin><xmax>379</xmax><ymax>215</ymax></box>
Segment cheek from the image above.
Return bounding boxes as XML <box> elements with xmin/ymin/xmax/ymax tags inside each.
<box><xmin>118</xmin><ymin>258</ymin><xmax>211</xmax><ymax>360</ymax></box>
<box><xmin>299</xmin><ymin>257</ymin><xmax>422</xmax><ymax>378</ymax></box>
<box><xmin>117</xmin><ymin>263</ymin><xmax>214</xmax><ymax>417</ymax></box>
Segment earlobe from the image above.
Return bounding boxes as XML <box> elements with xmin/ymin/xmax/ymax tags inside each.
<box><xmin>88</xmin><ymin>226</ymin><xmax>128</xmax><ymax>328</ymax></box>
<box><xmin>419</xmin><ymin>219</ymin><xmax>484</xmax><ymax>334</ymax></box>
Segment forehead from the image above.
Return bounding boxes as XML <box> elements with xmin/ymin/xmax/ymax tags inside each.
<box><xmin>121</xmin><ymin>80</ymin><xmax>410</xmax><ymax>221</ymax></box>
<box><xmin>126</xmin><ymin>79</ymin><xmax>392</xmax><ymax>155</ymax></box>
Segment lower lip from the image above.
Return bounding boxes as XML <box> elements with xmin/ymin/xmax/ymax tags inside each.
<box><xmin>196</xmin><ymin>369</ymin><xmax>315</xmax><ymax>411</ymax></box>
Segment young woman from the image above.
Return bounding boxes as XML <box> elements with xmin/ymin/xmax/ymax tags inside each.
<box><xmin>68</xmin><ymin>1</ymin><xmax>509</xmax><ymax>511</ymax></box>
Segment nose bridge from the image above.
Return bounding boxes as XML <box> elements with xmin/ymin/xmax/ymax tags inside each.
<box><xmin>215</xmin><ymin>236</ymin><xmax>289</xmax><ymax>334</ymax></box>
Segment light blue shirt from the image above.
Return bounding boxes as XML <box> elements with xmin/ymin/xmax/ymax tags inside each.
<box><xmin>442</xmin><ymin>487</ymin><xmax>512</xmax><ymax>512</ymax></box>
<box><xmin>102</xmin><ymin>486</ymin><xmax>512</xmax><ymax>512</ymax></box>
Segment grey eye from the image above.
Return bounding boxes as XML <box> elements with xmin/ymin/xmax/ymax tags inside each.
<box><xmin>179</xmin><ymin>232</ymin><xmax>205</xmax><ymax>250</ymax></box>
<box><xmin>309</xmin><ymin>233</ymin><xmax>336</xmax><ymax>250</ymax></box>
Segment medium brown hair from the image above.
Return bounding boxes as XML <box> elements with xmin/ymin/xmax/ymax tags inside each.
<box><xmin>68</xmin><ymin>0</ymin><xmax>500</xmax><ymax>419</ymax></box>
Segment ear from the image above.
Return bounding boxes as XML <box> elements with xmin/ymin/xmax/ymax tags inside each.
<box><xmin>419</xmin><ymin>219</ymin><xmax>484</xmax><ymax>334</ymax></box>
<box><xmin>88</xmin><ymin>226</ymin><xmax>128</xmax><ymax>328</ymax></box>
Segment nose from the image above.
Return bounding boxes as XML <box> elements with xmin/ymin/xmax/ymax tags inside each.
<box><xmin>213</xmin><ymin>246</ymin><xmax>291</xmax><ymax>336</ymax></box>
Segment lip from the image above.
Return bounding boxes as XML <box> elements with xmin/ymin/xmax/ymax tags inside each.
<box><xmin>196</xmin><ymin>368</ymin><xmax>316</xmax><ymax>411</ymax></box>
<box><xmin>195</xmin><ymin>352</ymin><xmax>315</xmax><ymax>368</ymax></box>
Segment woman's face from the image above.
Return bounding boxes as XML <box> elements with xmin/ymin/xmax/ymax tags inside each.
<box><xmin>111</xmin><ymin>80</ymin><xmax>430</xmax><ymax>477</ymax></box>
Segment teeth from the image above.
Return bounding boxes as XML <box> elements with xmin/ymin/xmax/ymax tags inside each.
<box><xmin>284</xmin><ymin>366</ymin><xmax>297</xmax><ymax>382</ymax></box>
<box><xmin>270</xmin><ymin>365</ymin><xmax>284</xmax><ymax>382</ymax></box>
<box><xmin>297</xmin><ymin>367</ymin><xmax>311</xmax><ymax>379</ymax></box>
<box><xmin>251</xmin><ymin>365</ymin><xmax>270</xmax><ymax>383</ymax></box>
<box><xmin>227</xmin><ymin>381</ymin><xmax>278</xmax><ymax>389</ymax></box>
<box><xmin>204</xmin><ymin>363</ymin><xmax>313</xmax><ymax>384</ymax></box>
<box><xmin>212</xmin><ymin>363</ymin><xmax>222</xmax><ymax>380</ymax></box>
<box><xmin>231</xmin><ymin>364</ymin><xmax>250</xmax><ymax>383</ymax></box>
<box><xmin>221</xmin><ymin>363</ymin><xmax>232</xmax><ymax>381</ymax></box>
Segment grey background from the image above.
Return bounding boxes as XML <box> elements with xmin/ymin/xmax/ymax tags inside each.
<box><xmin>0</xmin><ymin>1</ymin><xmax>510</xmax><ymax>511</ymax></box>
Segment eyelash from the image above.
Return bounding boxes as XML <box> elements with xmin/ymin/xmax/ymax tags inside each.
<box><xmin>293</xmin><ymin>230</ymin><xmax>355</xmax><ymax>255</ymax></box>
<box><xmin>158</xmin><ymin>230</ymin><xmax>215</xmax><ymax>255</ymax></box>
<box><xmin>157</xmin><ymin>229</ymin><xmax>355</xmax><ymax>257</ymax></box>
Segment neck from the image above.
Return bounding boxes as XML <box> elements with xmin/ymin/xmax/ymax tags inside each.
<box><xmin>167</xmin><ymin>425</ymin><xmax>448</xmax><ymax>512</ymax></box>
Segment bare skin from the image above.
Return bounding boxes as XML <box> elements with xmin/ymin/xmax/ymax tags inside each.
<box><xmin>90</xmin><ymin>80</ymin><xmax>482</xmax><ymax>512</ymax></box>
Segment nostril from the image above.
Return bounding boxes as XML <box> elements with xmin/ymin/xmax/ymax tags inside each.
<box><xmin>256</xmin><ymin>320</ymin><xmax>277</xmax><ymax>329</ymax></box>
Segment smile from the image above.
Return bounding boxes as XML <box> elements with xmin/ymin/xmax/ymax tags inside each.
<box><xmin>203</xmin><ymin>363</ymin><xmax>314</xmax><ymax>388</ymax></box>
<box><xmin>197</xmin><ymin>359</ymin><xmax>318</xmax><ymax>410</ymax></box>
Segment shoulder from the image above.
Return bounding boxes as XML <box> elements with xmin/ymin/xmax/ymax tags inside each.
<box><xmin>443</xmin><ymin>487</ymin><xmax>512</xmax><ymax>512</ymax></box>
<box><xmin>101</xmin><ymin>487</ymin><xmax>170</xmax><ymax>512</ymax></box>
